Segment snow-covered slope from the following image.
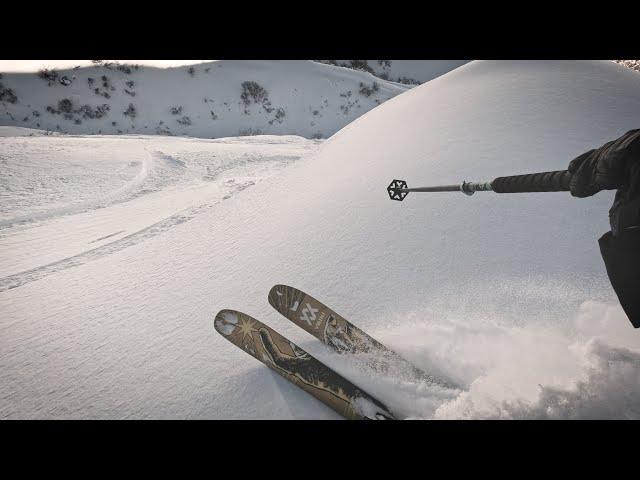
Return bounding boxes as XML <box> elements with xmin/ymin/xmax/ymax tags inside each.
<box><xmin>0</xmin><ymin>131</ymin><xmax>321</xmax><ymax>280</ymax></box>
<box><xmin>1</xmin><ymin>61</ymin><xmax>640</xmax><ymax>419</ymax></box>
<box><xmin>316</xmin><ymin>60</ymin><xmax>469</xmax><ymax>84</ymax></box>
<box><xmin>0</xmin><ymin>61</ymin><xmax>411</xmax><ymax>139</ymax></box>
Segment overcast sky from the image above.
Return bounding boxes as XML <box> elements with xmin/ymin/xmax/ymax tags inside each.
<box><xmin>0</xmin><ymin>60</ymin><xmax>212</xmax><ymax>72</ymax></box>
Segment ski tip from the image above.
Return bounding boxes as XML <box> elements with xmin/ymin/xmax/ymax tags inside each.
<box><xmin>214</xmin><ymin>309</ymin><xmax>241</xmax><ymax>336</ymax></box>
<box><xmin>269</xmin><ymin>284</ymin><xmax>293</xmax><ymax>295</ymax></box>
<box><xmin>267</xmin><ymin>284</ymin><xmax>295</xmax><ymax>308</ymax></box>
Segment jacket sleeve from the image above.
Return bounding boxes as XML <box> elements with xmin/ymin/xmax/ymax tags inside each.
<box><xmin>568</xmin><ymin>129</ymin><xmax>640</xmax><ymax>198</ymax></box>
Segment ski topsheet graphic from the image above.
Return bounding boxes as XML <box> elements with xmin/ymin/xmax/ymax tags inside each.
<box><xmin>214</xmin><ymin>309</ymin><xmax>395</xmax><ymax>420</ymax></box>
<box><xmin>268</xmin><ymin>284</ymin><xmax>454</xmax><ymax>389</ymax></box>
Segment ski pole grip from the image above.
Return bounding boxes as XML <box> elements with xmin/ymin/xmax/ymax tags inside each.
<box><xmin>491</xmin><ymin>170</ymin><xmax>572</xmax><ymax>193</ymax></box>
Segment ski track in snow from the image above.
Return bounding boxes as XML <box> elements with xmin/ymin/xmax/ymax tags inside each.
<box><xmin>1</xmin><ymin>207</ymin><xmax>191</xmax><ymax>292</ymax></box>
<box><xmin>0</xmin><ymin>148</ymin><xmax>153</xmax><ymax>229</ymax></box>
<box><xmin>0</xmin><ymin>179</ymin><xmax>256</xmax><ymax>292</ymax></box>
<box><xmin>0</xmin><ymin>134</ymin><xmax>320</xmax><ymax>292</ymax></box>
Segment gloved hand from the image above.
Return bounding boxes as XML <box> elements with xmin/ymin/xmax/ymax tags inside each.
<box><xmin>568</xmin><ymin>129</ymin><xmax>640</xmax><ymax>198</ymax></box>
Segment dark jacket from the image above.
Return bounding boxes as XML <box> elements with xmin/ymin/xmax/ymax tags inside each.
<box><xmin>569</xmin><ymin>129</ymin><xmax>640</xmax><ymax>327</ymax></box>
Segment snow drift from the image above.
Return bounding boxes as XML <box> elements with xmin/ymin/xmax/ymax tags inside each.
<box><xmin>1</xmin><ymin>60</ymin><xmax>640</xmax><ymax>419</ymax></box>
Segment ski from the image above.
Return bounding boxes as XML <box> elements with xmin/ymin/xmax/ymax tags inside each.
<box><xmin>214</xmin><ymin>309</ymin><xmax>395</xmax><ymax>420</ymax></box>
<box><xmin>268</xmin><ymin>284</ymin><xmax>455</xmax><ymax>389</ymax></box>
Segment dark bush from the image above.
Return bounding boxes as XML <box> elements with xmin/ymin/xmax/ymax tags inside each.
<box><xmin>78</xmin><ymin>105</ymin><xmax>94</xmax><ymax>118</ymax></box>
<box><xmin>38</xmin><ymin>69</ymin><xmax>59</xmax><ymax>85</ymax></box>
<box><xmin>176</xmin><ymin>116</ymin><xmax>192</xmax><ymax>126</ymax></box>
<box><xmin>75</xmin><ymin>104</ymin><xmax>108</xmax><ymax>120</ymax></box>
<box><xmin>58</xmin><ymin>98</ymin><xmax>73</xmax><ymax>113</ymax></box>
<box><xmin>348</xmin><ymin>60</ymin><xmax>374</xmax><ymax>74</ymax></box>
<box><xmin>123</xmin><ymin>103</ymin><xmax>137</xmax><ymax>118</ymax></box>
<box><xmin>170</xmin><ymin>106</ymin><xmax>183</xmax><ymax>115</ymax></box>
<box><xmin>125</xmin><ymin>80</ymin><xmax>135</xmax><ymax>89</ymax></box>
<box><xmin>117</xmin><ymin>64</ymin><xmax>132</xmax><ymax>74</ymax></box>
<box><xmin>397</xmin><ymin>76</ymin><xmax>420</xmax><ymax>86</ymax></box>
<box><xmin>240</xmin><ymin>81</ymin><xmax>268</xmax><ymax>106</ymax></box>
<box><xmin>188</xmin><ymin>66</ymin><xmax>195</xmax><ymax>77</ymax></box>
<box><xmin>0</xmin><ymin>83</ymin><xmax>18</xmax><ymax>103</ymax></box>
<box><xmin>262</xmin><ymin>101</ymin><xmax>274</xmax><ymax>114</ymax></box>
<box><xmin>274</xmin><ymin>107</ymin><xmax>285</xmax><ymax>122</ymax></box>
<box><xmin>358</xmin><ymin>81</ymin><xmax>380</xmax><ymax>97</ymax></box>
<box><xmin>96</xmin><ymin>104</ymin><xmax>110</xmax><ymax>117</ymax></box>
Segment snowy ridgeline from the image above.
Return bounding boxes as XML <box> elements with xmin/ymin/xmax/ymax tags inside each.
<box><xmin>0</xmin><ymin>60</ymin><xmax>464</xmax><ymax>139</ymax></box>
<box><xmin>317</xmin><ymin>60</ymin><xmax>469</xmax><ymax>85</ymax></box>
<box><xmin>1</xmin><ymin>61</ymin><xmax>640</xmax><ymax>420</ymax></box>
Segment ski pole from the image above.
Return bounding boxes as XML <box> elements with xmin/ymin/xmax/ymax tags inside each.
<box><xmin>387</xmin><ymin>170</ymin><xmax>572</xmax><ymax>201</ymax></box>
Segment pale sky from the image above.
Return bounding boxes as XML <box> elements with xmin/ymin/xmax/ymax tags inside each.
<box><xmin>0</xmin><ymin>60</ymin><xmax>213</xmax><ymax>72</ymax></box>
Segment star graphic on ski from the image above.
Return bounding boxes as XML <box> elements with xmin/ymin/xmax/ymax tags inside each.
<box><xmin>238</xmin><ymin>317</ymin><xmax>256</xmax><ymax>340</ymax></box>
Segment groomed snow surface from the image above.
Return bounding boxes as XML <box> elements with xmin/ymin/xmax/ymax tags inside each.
<box><xmin>1</xmin><ymin>60</ymin><xmax>640</xmax><ymax>419</ymax></box>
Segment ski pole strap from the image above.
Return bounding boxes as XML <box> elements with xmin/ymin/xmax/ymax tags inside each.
<box><xmin>491</xmin><ymin>170</ymin><xmax>571</xmax><ymax>193</ymax></box>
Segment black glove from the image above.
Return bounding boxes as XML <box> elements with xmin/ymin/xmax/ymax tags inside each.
<box><xmin>567</xmin><ymin>129</ymin><xmax>640</xmax><ymax>198</ymax></box>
